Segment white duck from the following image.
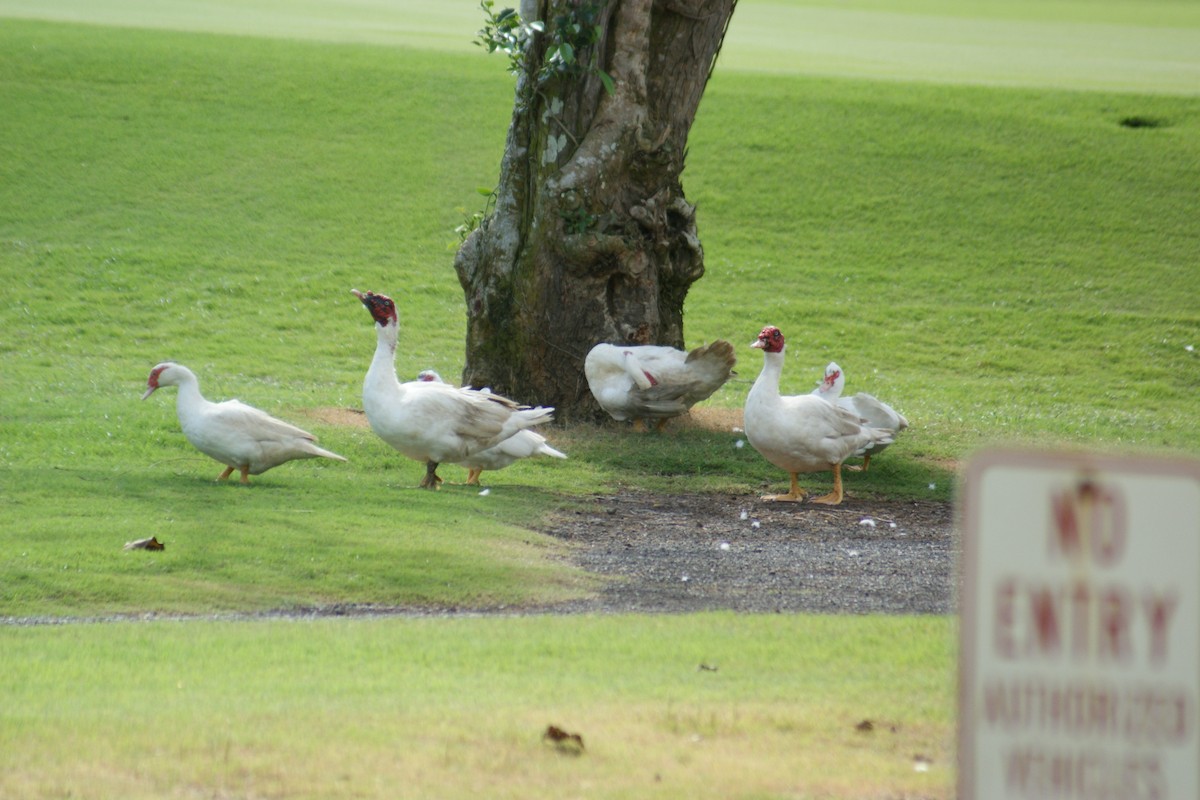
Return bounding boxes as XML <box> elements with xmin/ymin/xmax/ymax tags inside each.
<box><xmin>353</xmin><ymin>289</ymin><xmax>554</xmax><ymax>489</ymax></box>
<box><xmin>141</xmin><ymin>362</ymin><xmax>346</xmax><ymax>484</ymax></box>
<box><xmin>416</xmin><ymin>370</ymin><xmax>567</xmax><ymax>485</ymax></box>
<box><xmin>743</xmin><ymin>326</ymin><xmax>893</xmax><ymax>505</ymax></box>
<box><xmin>584</xmin><ymin>340</ymin><xmax>736</xmax><ymax>430</ymax></box>
<box><xmin>811</xmin><ymin>361</ymin><xmax>908</xmax><ymax>472</ymax></box>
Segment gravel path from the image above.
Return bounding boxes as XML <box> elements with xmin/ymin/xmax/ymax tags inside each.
<box><xmin>540</xmin><ymin>491</ymin><xmax>956</xmax><ymax>615</ymax></box>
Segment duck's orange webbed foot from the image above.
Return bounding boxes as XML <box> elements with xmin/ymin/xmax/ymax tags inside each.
<box><xmin>810</xmin><ymin>464</ymin><xmax>845</xmax><ymax>505</ymax></box>
<box><xmin>762</xmin><ymin>473</ymin><xmax>806</xmax><ymax>502</ymax></box>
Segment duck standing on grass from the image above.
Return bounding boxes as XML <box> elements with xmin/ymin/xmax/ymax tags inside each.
<box><xmin>141</xmin><ymin>362</ymin><xmax>346</xmax><ymax>484</ymax></box>
<box><xmin>743</xmin><ymin>327</ymin><xmax>893</xmax><ymax>505</ymax></box>
<box><xmin>415</xmin><ymin>370</ymin><xmax>567</xmax><ymax>485</ymax></box>
<box><xmin>811</xmin><ymin>361</ymin><xmax>908</xmax><ymax>471</ymax></box>
<box><xmin>584</xmin><ymin>340</ymin><xmax>736</xmax><ymax>431</ymax></box>
<box><xmin>352</xmin><ymin>289</ymin><xmax>554</xmax><ymax>489</ymax></box>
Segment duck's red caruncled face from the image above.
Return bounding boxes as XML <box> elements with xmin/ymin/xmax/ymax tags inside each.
<box><xmin>752</xmin><ymin>326</ymin><xmax>785</xmax><ymax>353</ymax></box>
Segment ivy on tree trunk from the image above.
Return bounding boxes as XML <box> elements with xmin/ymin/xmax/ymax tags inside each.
<box><xmin>455</xmin><ymin>0</ymin><xmax>737</xmax><ymax>420</ymax></box>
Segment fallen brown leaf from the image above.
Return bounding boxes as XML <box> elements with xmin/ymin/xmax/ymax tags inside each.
<box><xmin>542</xmin><ymin>724</ymin><xmax>585</xmax><ymax>754</ymax></box>
<box><xmin>124</xmin><ymin>536</ymin><xmax>165</xmax><ymax>551</ymax></box>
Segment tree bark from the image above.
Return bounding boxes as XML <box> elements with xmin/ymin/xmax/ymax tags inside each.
<box><xmin>454</xmin><ymin>0</ymin><xmax>737</xmax><ymax>420</ymax></box>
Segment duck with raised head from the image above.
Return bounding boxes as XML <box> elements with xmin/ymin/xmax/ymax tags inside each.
<box><xmin>352</xmin><ymin>289</ymin><xmax>554</xmax><ymax>489</ymax></box>
<box><xmin>141</xmin><ymin>362</ymin><xmax>346</xmax><ymax>484</ymax></box>
<box><xmin>743</xmin><ymin>327</ymin><xmax>893</xmax><ymax>505</ymax></box>
<box><xmin>584</xmin><ymin>340</ymin><xmax>736</xmax><ymax>431</ymax></box>
<box><xmin>811</xmin><ymin>361</ymin><xmax>908</xmax><ymax>471</ymax></box>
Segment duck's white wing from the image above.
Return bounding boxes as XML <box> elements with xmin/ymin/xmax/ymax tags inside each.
<box><xmin>195</xmin><ymin>400</ymin><xmax>344</xmax><ymax>472</ymax></box>
<box><xmin>209</xmin><ymin>399</ymin><xmax>319</xmax><ymax>443</ymax></box>
<box><xmin>391</xmin><ymin>382</ymin><xmax>551</xmax><ymax>461</ymax></box>
<box><xmin>774</xmin><ymin>395</ymin><xmax>891</xmax><ymax>463</ymax></box>
<box><xmin>463</xmin><ymin>429</ymin><xmax>568</xmax><ymax>471</ymax></box>
<box><xmin>841</xmin><ymin>393</ymin><xmax>908</xmax><ymax>433</ymax></box>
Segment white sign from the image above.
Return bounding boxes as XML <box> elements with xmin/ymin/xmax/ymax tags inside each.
<box><xmin>958</xmin><ymin>449</ymin><xmax>1200</xmax><ymax>800</ymax></box>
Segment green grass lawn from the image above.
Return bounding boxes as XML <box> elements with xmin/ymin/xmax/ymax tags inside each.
<box><xmin>1</xmin><ymin>2</ymin><xmax>1198</xmax><ymax>797</ymax></box>
<box><xmin>1</xmin><ymin>614</ymin><xmax>956</xmax><ymax>800</ymax></box>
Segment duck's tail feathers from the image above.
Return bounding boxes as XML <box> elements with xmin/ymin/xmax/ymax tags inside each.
<box><xmin>310</xmin><ymin>444</ymin><xmax>349</xmax><ymax>462</ymax></box>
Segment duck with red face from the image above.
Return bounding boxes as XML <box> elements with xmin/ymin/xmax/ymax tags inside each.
<box><xmin>743</xmin><ymin>326</ymin><xmax>893</xmax><ymax>505</ymax></box>
<box><xmin>811</xmin><ymin>361</ymin><xmax>908</xmax><ymax>472</ymax></box>
<box><xmin>142</xmin><ymin>362</ymin><xmax>346</xmax><ymax>484</ymax></box>
<box><xmin>351</xmin><ymin>289</ymin><xmax>554</xmax><ymax>489</ymax></box>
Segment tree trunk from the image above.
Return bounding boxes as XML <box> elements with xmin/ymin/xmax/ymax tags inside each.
<box><xmin>454</xmin><ymin>0</ymin><xmax>737</xmax><ymax>421</ymax></box>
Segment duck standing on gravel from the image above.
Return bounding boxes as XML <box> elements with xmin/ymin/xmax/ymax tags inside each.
<box><xmin>743</xmin><ymin>326</ymin><xmax>893</xmax><ymax>505</ymax></box>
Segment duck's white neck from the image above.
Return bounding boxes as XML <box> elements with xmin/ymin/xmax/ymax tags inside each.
<box><xmin>750</xmin><ymin>348</ymin><xmax>785</xmax><ymax>401</ymax></box>
<box><xmin>170</xmin><ymin>367</ymin><xmax>210</xmax><ymax>420</ymax></box>
<box><xmin>815</xmin><ymin>370</ymin><xmax>844</xmax><ymax>402</ymax></box>
<box><xmin>364</xmin><ymin>321</ymin><xmax>402</xmax><ymax>396</ymax></box>
<box><xmin>621</xmin><ymin>351</ymin><xmax>654</xmax><ymax>390</ymax></box>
